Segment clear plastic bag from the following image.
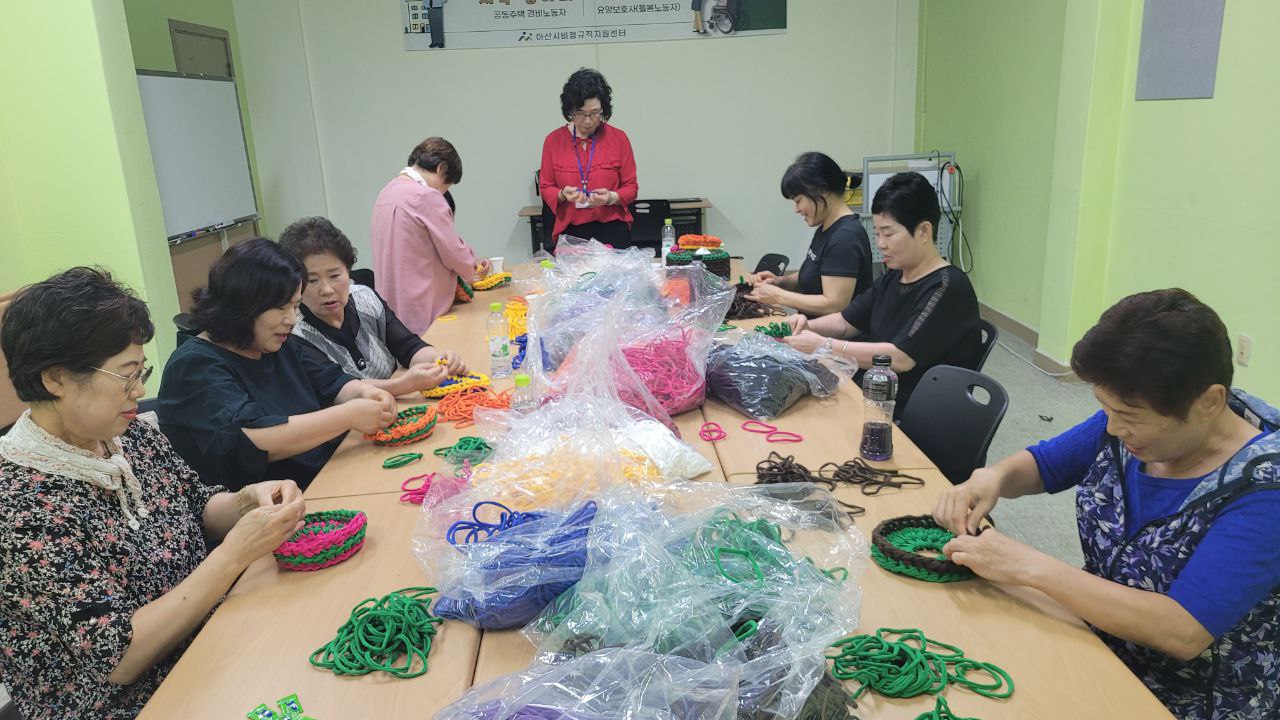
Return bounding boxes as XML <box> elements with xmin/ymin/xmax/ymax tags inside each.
<box><xmin>436</xmin><ymin>648</ymin><xmax>741</xmax><ymax>720</ymax></box>
<box><xmin>526</xmin><ymin>483</ymin><xmax>868</xmax><ymax>720</ymax></box>
<box><xmin>705</xmin><ymin>334</ymin><xmax>847</xmax><ymax>420</ymax></box>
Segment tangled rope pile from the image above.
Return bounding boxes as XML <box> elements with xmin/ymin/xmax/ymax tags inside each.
<box><xmin>435</xmin><ymin>386</ymin><xmax>511</xmax><ymax>428</ymax></box>
<box><xmin>309</xmin><ymin>587</ymin><xmax>444</xmax><ymax>678</ymax></box>
<box><xmin>828</xmin><ymin>627</ymin><xmax>1013</xmax><ymax>702</ymax></box>
<box><xmin>619</xmin><ymin>332</ymin><xmax>706</xmax><ymax>415</ymax></box>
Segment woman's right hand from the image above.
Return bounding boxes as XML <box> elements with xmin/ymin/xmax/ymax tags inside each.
<box><xmin>345</xmin><ymin>397</ymin><xmax>397</xmax><ymax>434</ymax></box>
<box><xmin>933</xmin><ymin>468</ymin><xmax>1004</xmax><ymax>536</ymax></box>
<box><xmin>749</xmin><ymin>270</ymin><xmax>778</xmax><ymax>286</ymax></box>
<box><xmin>560</xmin><ymin>186</ymin><xmax>585</xmax><ymax>205</ymax></box>
<box><xmin>785</xmin><ymin>314</ymin><xmax>808</xmax><ymax>335</ymax></box>
<box><xmin>401</xmin><ymin>364</ymin><xmax>449</xmax><ymax>392</ymax></box>
<box><xmin>221</xmin><ymin>496</ymin><xmax>306</xmax><ymax>566</ymax></box>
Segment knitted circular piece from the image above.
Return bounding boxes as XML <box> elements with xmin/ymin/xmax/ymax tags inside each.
<box><xmin>421</xmin><ymin>371</ymin><xmax>491</xmax><ymax>399</ymax></box>
<box><xmin>365</xmin><ymin>405</ymin><xmax>438</xmax><ymax>447</ymax></box>
<box><xmin>454</xmin><ymin>276</ymin><xmax>474</xmax><ymax>303</ymax></box>
<box><xmin>754</xmin><ymin>321</ymin><xmax>793</xmax><ymax>339</ymax></box>
<box><xmin>871</xmin><ymin>515</ymin><xmax>974</xmax><ymax>583</ymax></box>
<box><xmin>274</xmin><ymin>510</ymin><xmax>368</xmax><ymax>571</ymax></box>
<box><xmin>473</xmin><ymin>272</ymin><xmax>513</xmax><ymax>291</ymax></box>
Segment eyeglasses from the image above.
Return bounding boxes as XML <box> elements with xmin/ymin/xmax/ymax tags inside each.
<box><xmin>571</xmin><ymin>110</ymin><xmax>603</xmax><ymax>121</ymax></box>
<box><xmin>92</xmin><ymin>364</ymin><xmax>154</xmax><ymax>395</ymax></box>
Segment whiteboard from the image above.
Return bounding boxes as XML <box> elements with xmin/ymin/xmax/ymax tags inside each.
<box><xmin>137</xmin><ymin>72</ymin><xmax>258</xmax><ymax>240</ymax></box>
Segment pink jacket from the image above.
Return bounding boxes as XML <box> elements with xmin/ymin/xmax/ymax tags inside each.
<box><xmin>370</xmin><ymin>176</ymin><xmax>478</xmax><ymax>334</ymax></box>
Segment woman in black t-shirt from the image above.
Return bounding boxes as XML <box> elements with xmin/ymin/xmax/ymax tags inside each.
<box><xmin>746</xmin><ymin>152</ymin><xmax>873</xmax><ymax>317</ymax></box>
<box><xmin>781</xmin><ymin>172</ymin><xmax>981</xmax><ymax>413</ymax></box>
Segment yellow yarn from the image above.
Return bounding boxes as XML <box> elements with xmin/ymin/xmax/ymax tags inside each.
<box><xmin>468</xmin><ymin>449</ymin><xmax>664</xmax><ymax>511</ymax></box>
<box><xmin>421</xmin><ymin>371</ymin><xmax>491</xmax><ymax>398</ymax></box>
<box><xmin>504</xmin><ymin>299</ymin><xmax>528</xmax><ymax>340</ymax></box>
<box><xmin>473</xmin><ymin>272</ymin><xmax>513</xmax><ymax>291</ymax></box>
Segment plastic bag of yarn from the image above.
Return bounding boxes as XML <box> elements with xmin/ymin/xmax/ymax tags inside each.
<box><xmin>614</xmin><ymin>416</ymin><xmax>714</xmax><ymax>480</ymax></box>
<box><xmin>430</xmin><ymin>500</ymin><xmax>598</xmax><ymax>630</ymax></box>
<box><xmin>434</xmin><ymin>648</ymin><xmax>741</xmax><ymax>720</ymax></box>
<box><xmin>705</xmin><ymin>334</ymin><xmax>844</xmax><ymax>420</ymax></box>
<box><xmin>526</xmin><ymin>483</ymin><xmax>867</xmax><ymax>720</ymax></box>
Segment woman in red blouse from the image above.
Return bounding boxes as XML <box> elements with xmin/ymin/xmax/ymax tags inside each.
<box><xmin>539</xmin><ymin>68</ymin><xmax>639</xmax><ymax>249</ymax></box>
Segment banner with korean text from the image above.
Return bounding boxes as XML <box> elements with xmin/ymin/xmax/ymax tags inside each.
<box><xmin>401</xmin><ymin>0</ymin><xmax>787</xmax><ymax>50</ymax></box>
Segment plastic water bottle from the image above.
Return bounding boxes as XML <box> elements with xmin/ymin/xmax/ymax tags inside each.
<box><xmin>859</xmin><ymin>354</ymin><xmax>898</xmax><ymax>461</ymax></box>
<box><xmin>510</xmin><ymin>373</ymin><xmax>539</xmax><ymax>413</ymax></box>
<box><xmin>486</xmin><ymin>302</ymin><xmax>511</xmax><ymax>378</ymax></box>
<box><xmin>660</xmin><ymin>218</ymin><xmax>676</xmax><ymax>258</ymax></box>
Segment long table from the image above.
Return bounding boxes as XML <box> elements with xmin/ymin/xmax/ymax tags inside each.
<box><xmin>138</xmin><ymin>265</ymin><xmax>1172</xmax><ymax>719</ymax></box>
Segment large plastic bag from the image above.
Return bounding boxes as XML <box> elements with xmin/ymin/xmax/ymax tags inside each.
<box><xmin>527</xmin><ymin>483</ymin><xmax>867</xmax><ymax>720</ymax></box>
<box><xmin>436</xmin><ymin>648</ymin><xmax>741</xmax><ymax>720</ymax></box>
<box><xmin>705</xmin><ymin>334</ymin><xmax>846</xmax><ymax>420</ymax></box>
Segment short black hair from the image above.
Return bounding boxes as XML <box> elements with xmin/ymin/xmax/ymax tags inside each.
<box><xmin>188</xmin><ymin>238</ymin><xmax>305</xmax><ymax>348</ymax></box>
<box><xmin>560</xmin><ymin>68</ymin><xmax>613</xmax><ymax>121</ymax></box>
<box><xmin>2</xmin><ymin>267</ymin><xmax>154</xmax><ymax>403</ymax></box>
<box><xmin>871</xmin><ymin>172</ymin><xmax>940</xmax><ymax>240</ymax></box>
<box><xmin>780</xmin><ymin>152</ymin><xmax>847</xmax><ymax>213</ymax></box>
<box><xmin>279</xmin><ymin>216</ymin><xmax>357</xmax><ymax>269</ymax></box>
<box><xmin>1071</xmin><ymin>288</ymin><xmax>1234</xmax><ymax>419</ymax></box>
<box><xmin>407</xmin><ymin>136</ymin><xmax>463</xmax><ymax>184</ymax></box>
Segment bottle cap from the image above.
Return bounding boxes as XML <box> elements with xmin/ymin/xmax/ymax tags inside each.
<box><xmin>514</xmin><ymin>373</ymin><xmax>531</xmax><ymax>388</ymax></box>
<box><xmin>872</xmin><ymin>354</ymin><xmax>892</xmax><ymax>367</ymax></box>
<box><xmin>489</xmin><ymin>302</ymin><xmax>501</xmax><ymax>312</ymax></box>
<box><xmin>540</xmin><ymin>259</ymin><xmax>555</xmax><ymax>268</ymax></box>
<box><xmin>664</xmin><ymin>218</ymin><xmax>674</xmax><ymax>225</ymax></box>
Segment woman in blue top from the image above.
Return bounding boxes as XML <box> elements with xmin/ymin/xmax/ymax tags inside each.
<box><xmin>935</xmin><ymin>289</ymin><xmax>1280</xmax><ymax>720</ymax></box>
<box><xmin>158</xmin><ymin>239</ymin><xmax>397</xmax><ymax>491</ymax></box>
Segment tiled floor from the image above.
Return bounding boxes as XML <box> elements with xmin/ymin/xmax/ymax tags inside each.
<box><xmin>980</xmin><ymin>333</ymin><xmax>1097</xmax><ymax>567</ymax></box>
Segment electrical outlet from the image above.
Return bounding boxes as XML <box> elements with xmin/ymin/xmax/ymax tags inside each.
<box><xmin>1237</xmin><ymin>333</ymin><xmax>1253</xmax><ymax>367</ymax></box>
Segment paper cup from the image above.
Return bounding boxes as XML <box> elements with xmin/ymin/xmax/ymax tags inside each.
<box><xmin>490</xmin><ymin>256</ymin><xmax>505</xmax><ymax>274</ymax></box>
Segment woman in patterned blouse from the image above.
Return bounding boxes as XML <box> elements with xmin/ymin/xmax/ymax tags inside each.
<box><xmin>0</xmin><ymin>268</ymin><xmax>307</xmax><ymax>720</ymax></box>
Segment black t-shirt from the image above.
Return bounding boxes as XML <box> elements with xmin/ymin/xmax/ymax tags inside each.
<box><xmin>157</xmin><ymin>337</ymin><xmax>354</xmax><ymax>490</ymax></box>
<box><xmin>795</xmin><ymin>215</ymin><xmax>873</xmax><ymax>302</ymax></box>
<box><xmin>840</xmin><ymin>265</ymin><xmax>982</xmax><ymax>411</ymax></box>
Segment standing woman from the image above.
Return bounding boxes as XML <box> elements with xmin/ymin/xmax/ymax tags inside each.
<box><xmin>539</xmin><ymin>68</ymin><xmax>639</xmax><ymax>249</ymax></box>
<box><xmin>158</xmin><ymin>239</ymin><xmax>397</xmax><ymax>491</ymax></box>
<box><xmin>371</xmin><ymin>136</ymin><xmax>490</xmax><ymax>334</ymax></box>
<box><xmin>746</xmin><ymin>152</ymin><xmax>872</xmax><ymax>317</ymax></box>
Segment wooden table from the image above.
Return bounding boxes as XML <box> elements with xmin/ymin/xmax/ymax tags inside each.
<box><xmin>518</xmin><ymin>198</ymin><xmax>713</xmax><ymax>254</ymax></box>
<box><xmin>139</xmin><ymin>264</ymin><xmax>1172</xmax><ymax>720</ymax></box>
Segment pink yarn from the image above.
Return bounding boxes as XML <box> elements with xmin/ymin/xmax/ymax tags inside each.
<box><xmin>698</xmin><ymin>422</ymin><xmax>727</xmax><ymax>442</ymax></box>
<box><xmin>400</xmin><ymin>469</ymin><xmax>468</xmax><ymax>507</ymax></box>
<box><xmin>741</xmin><ymin>420</ymin><xmax>778</xmax><ymax>434</ymax></box>
<box><xmin>765</xmin><ymin>431</ymin><xmax>804</xmax><ymax>443</ymax></box>
<box><xmin>619</xmin><ymin>332</ymin><xmax>707</xmax><ymax>416</ymax></box>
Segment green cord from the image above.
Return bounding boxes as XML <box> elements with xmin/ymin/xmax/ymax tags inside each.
<box><xmin>718</xmin><ymin>323</ymin><xmax>735</xmax><ymax>332</ymax></box>
<box><xmin>382</xmin><ymin>452</ymin><xmax>423</xmax><ymax>469</ymax></box>
<box><xmin>309</xmin><ymin>587</ymin><xmax>444</xmax><ymax>679</ymax></box>
<box><xmin>432</xmin><ymin>436</ymin><xmax>494</xmax><ymax>467</ymax></box>
<box><xmin>871</xmin><ymin>526</ymin><xmax>974</xmax><ymax>583</ymax></box>
<box><xmin>828</xmin><ymin>627</ymin><xmax>1013</xmax><ymax>702</ymax></box>
<box><xmin>754</xmin><ymin>321</ymin><xmax>792</xmax><ymax>339</ymax></box>
<box><xmin>915</xmin><ymin>696</ymin><xmax>981</xmax><ymax>720</ymax></box>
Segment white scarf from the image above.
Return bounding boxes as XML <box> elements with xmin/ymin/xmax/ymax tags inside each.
<box><xmin>0</xmin><ymin>410</ymin><xmax>150</xmax><ymax>530</ymax></box>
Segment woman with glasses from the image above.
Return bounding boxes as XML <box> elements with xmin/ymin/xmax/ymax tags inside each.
<box><xmin>280</xmin><ymin>216</ymin><xmax>467</xmax><ymax>395</ymax></box>
<box><xmin>539</xmin><ymin>67</ymin><xmax>639</xmax><ymax>249</ymax></box>
<box><xmin>0</xmin><ymin>267</ymin><xmax>306</xmax><ymax>719</ymax></box>
<box><xmin>371</xmin><ymin>136</ymin><xmax>491</xmax><ymax>334</ymax></box>
<box><xmin>158</xmin><ymin>239</ymin><xmax>397</xmax><ymax>491</ymax></box>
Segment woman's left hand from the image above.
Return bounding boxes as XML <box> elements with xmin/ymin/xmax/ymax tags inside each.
<box><xmin>744</xmin><ymin>281</ymin><xmax>785</xmax><ymax>305</ymax></box>
<box><xmin>588</xmin><ymin>189</ymin><xmax>616</xmax><ymax>208</ymax></box>
<box><xmin>250</xmin><ymin>479</ymin><xmax>303</xmax><ymax>509</ymax></box>
<box><xmin>781</xmin><ymin>329</ymin><xmax>826</xmax><ymax>354</ymax></box>
<box><xmin>474</xmin><ymin>258</ymin><xmax>492</xmax><ymax>278</ymax></box>
<box><xmin>943</xmin><ymin>529</ymin><xmax>1054</xmax><ymax>586</ymax></box>
<box><xmin>362</xmin><ymin>386</ymin><xmax>398</xmax><ymax>414</ymax></box>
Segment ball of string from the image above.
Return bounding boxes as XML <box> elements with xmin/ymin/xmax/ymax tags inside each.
<box><xmin>309</xmin><ymin>587</ymin><xmax>444</xmax><ymax>679</ymax></box>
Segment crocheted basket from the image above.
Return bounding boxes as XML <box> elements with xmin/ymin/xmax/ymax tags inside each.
<box><xmin>668</xmin><ymin>248</ymin><xmax>731</xmax><ymax>279</ymax></box>
<box><xmin>274</xmin><ymin>510</ymin><xmax>368</xmax><ymax>572</ymax></box>
<box><xmin>473</xmin><ymin>272</ymin><xmax>513</xmax><ymax>291</ymax></box>
<box><xmin>870</xmin><ymin>514</ymin><xmax>974</xmax><ymax>583</ymax></box>
<box><xmin>364</xmin><ymin>405</ymin><xmax>438</xmax><ymax>446</ymax></box>
<box><xmin>422</xmin><ymin>371</ymin><xmax>491</xmax><ymax>399</ymax></box>
<box><xmin>455</xmin><ymin>276</ymin><xmax>474</xmax><ymax>303</ymax></box>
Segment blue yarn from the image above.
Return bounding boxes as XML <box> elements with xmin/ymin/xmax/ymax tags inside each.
<box><xmin>447</xmin><ymin>501</ymin><xmax>545</xmax><ymax>546</ymax></box>
<box><xmin>435</xmin><ymin>501</ymin><xmax>597</xmax><ymax>630</ymax></box>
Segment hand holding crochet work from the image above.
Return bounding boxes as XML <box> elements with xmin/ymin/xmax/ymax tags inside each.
<box><xmin>422</xmin><ymin>371</ymin><xmax>492</xmax><ymax>399</ymax></box>
<box><xmin>943</xmin><ymin>527</ymin><xmax>1056</xmax><ymax>587</ymax></box>
<box><xmin>224</xmin><ymin>495</ymin><xmax>307</xmax><ymax>567</ymax></box>
<box><xmin>273</xmin><ymin>510</ymin><xmax>368</xmax><ymax>571</ymax></box>
<box><xmin>781</xmin><ymin>329</ymin><xmax>827</xmax><ymax>354</ymax></box>
<box><xmin>932</xmin><ymin>466</ymin><xmax>1004</xmax><ymax>536</ymax></box>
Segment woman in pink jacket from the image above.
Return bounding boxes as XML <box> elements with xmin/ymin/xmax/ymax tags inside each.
<box><xmin>370</xmin><ymin>136</ymin><xmax>489</xmax><ymax>334</ymax></box>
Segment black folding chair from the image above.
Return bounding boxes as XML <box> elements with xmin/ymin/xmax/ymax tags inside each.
<box><xmin>350</xmin><ymin>267</ymin><xmax>376</xmax><ymax>290</ymax></box>
<box><xmin>899</xmin><ymin>365</ymin><xmax>1009</xmax><ymax>485</ymax></box>
<box><xmin>976</xmin><ymin>319</ymin><xmax>999</xmax><ymax>371</ymax></box>
<box><xmin>753</xmin><ymin>253</ymin><xmax>790</xmax><ymax>277</ymax></box>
